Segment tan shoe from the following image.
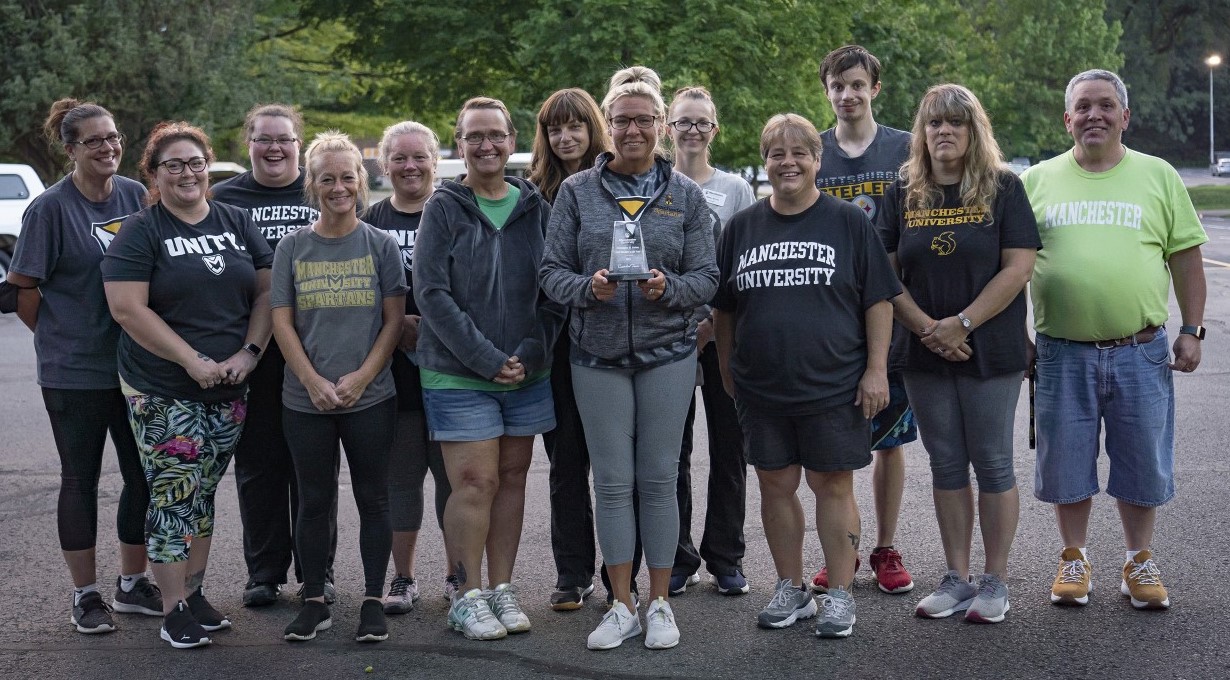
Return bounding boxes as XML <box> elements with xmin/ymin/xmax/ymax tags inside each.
<box><xmin>1050</xmin><ymin>547</ymin><xmax>1092</xmax><ymax>605</ymax></box>
<box><xmin>1120</xmin><ymin>550</ymin><xmax>1170</xmax><ymax>610</ymax></box>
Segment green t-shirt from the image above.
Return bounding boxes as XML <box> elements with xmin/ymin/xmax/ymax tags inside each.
<box><xmin>1021</xmin><ymin>148</ymin><xmax>1207</xmax><ymax>341</ymax></box>
<box><xmin>476</xmin><ymin>182</ymin><xmax>521</xmax><ymax>230</ymax></box>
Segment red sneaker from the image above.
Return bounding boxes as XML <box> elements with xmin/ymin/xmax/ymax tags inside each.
<box><xmin>810</xmin><ymin>558</ymin><xmax>860</xmax><ymax>593</ymax></box>
<box><xmin>869</xmin><ymin>548</ymin><xmax>915</xmax><ymax>593</ymax></box>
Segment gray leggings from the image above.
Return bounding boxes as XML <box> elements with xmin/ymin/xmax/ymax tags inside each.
<box><xmin>903</xmin><ymin>370</ymin><xmax>1023</xmax><ymax>493</ymax></box>
<box><xmin>572</xmin><ymin>354</ymin><xmax>697</xmax><ymax>568</ymax></box>
<box><xmin>388</xmin><ymin>409</ymin><xmax>450</xmax><ymax>532</ymax></box>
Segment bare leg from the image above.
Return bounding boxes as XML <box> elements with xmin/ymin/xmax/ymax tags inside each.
<box><xmin>150</xmin><ymin>562</ymin><xmax>188</xmax><ymax>614</ymax></box>
<box><xmin>485</xmin><ymin>435</ymin><xmax>534</xmax><ymax>585</ymax></box>
<box><xmin>978</xmin><ymin>486</ymin><xmax>1019</xmax><ymax>575</ymax></box>
<box><xmin>184</xmin><ymin>536</ymin><xmax>213</xmax><ymax>592</ymax></box>
<box><xmin>441</xmin><ymin>439</ymin><xmax>500</xmax><ymax>592</ymax></box>
<box><xmin>807</xmin><ymin>470</ymin><xmax>860</xmax><ymax>589</ymax></box>
<box><xmin>932</xmin><ymin>487</ymin><xmax>974</xmax><ymax>578</ymax></box>
<box><xmin>63</xmin><ymin>549</ymin><xmax>97</xmax><ymax>588</ymax></box>
<box><xmin>1055</xmin><ymin>498</ymin><xmax>1093</xmax><ymax>548</ymax></box>
<box><xmin>872</xmin><ymin>446</ymin><xmax>905</xmax><ymax>547</ymax></box>
<box><xmin>756</xmin><ymin>466</ymin><xmax>805</xmax><ymax>585</ymax></box>
<box><xmin>647</xmin><ymin>566</ymin><xmax>671</xmax><ymax>601</ymax></box>
<box><xmin>1117</xmin><ymin>501</ymin><xmax>1157</xmax><ymax>552</ymax></box>
<box><xmin>119</xmin><ymin>542</ymin><xmax>148</xmax><ymax>576</ymax></box>
<box><xmin>390</xmin><ymin>531</ymin><xmax>419</xmax><ymax>578</ymax></box>
<box><xmin>606</xmin><ymin>561</ymin><xmax>636</xmax><ymax>610</ymax></box>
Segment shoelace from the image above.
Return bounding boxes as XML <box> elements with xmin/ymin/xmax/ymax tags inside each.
<box><xmin>1058</xmin><ymin>559</ymin><xmax>1088</xmax><ymax>584</ymax></box>
<box><xmin>977</xmin><ymin>576</ymin><xmax>1003</xmax><ymax>597</ymax></box>
<box><xmin>1128</xmin><ymin>560</ymin><xmax>1163</xmax><ymax>586</ymax></box>
<box><xmin>131</xmin><ymin>578</ymin><xmax>162</xmax><ymax>598</ymax></box>
<box><xmin>599</xmin><ymin>605</ymin><xmax>632</xmax><ymax>631</ymax></box>
<box><xmin>465</xmin><ymin>597</ymin><xmax>500</xmax><ymax>624</ymax></box>
<box><xmin>935</xmin><ymin>572</ymin><xmax>966</xmax><ymax>596</ymax></box>
<box><xmin>821</xmin><ymin>594</ymin><xmax>852</xmax><ymax>619</ymax></box>
<box><xmin>491</xmin><ymin>587</ymin><xmax>524</xmax><ymax>615</ymax></box>
<box><xmin>880</xmin><ymin>552</ymin><xmax>906</xmax><ymax>574</ymax></box>
<box><xmin>389</xmin><ymin>577</ymin><xmax>411</xmax><ymax>598</ymax></box>
<box><xmin>767</xmin><ymin>580</ymin><xmax>799</xmax><ymax>609</ymax></box>
<box><xmin>647</xmin><ymin>603</ymin><xmax>675</xmax><ymax>628</ymax></box>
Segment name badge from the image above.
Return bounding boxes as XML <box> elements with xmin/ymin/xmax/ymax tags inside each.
<box><xmin>703</xmin><ymin>188</ymin><xmax>727</xmax><ymax>207</ymax></box>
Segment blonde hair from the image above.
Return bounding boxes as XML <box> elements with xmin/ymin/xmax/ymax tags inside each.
<box><xmin>377</xmin><ymin>120</ymin><xmax>439</xmax><ymax>173</ymax></box>
<box><xmin>759</xmin><ymin>113</ymin><xmax>823</xmax><ymax>161</ymax></box>
<box><xmin>667</xmin><ymin>85</ymin><xmax>719</xmax><ymax>162</ymax></box>
<box><xmin>601</xmin><ymin>66</ymin><xmax>668</xmax><ymax>159</ymax></box>
<box><xmin>302</xmin><ymin>130</ymin><xmax>369</xmax><ymax>211</ymax></box>
<box><xmin>901</xmin><ymin>84</ymin><xmax>1006</xmax><ymax>212</ymax></box>
<box><xmin>453</xmin><ymin>97</ymin><xmax>516</xmax><ymax>141</ymax></box>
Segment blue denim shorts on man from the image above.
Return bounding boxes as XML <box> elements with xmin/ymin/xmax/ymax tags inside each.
<box><xmin>422</xmin><ymin>375</ymin><xmax>556</xmax><ymax>442</ymax></box>
<box><xmin>1033</xmin><ymin>329</ymin><xmax>1175</xmax><ymax>507</ymax></box>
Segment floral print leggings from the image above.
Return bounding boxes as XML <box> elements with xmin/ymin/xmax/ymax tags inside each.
<box><xmin>125</xmin><ymin>391</ymin><xmax>247</xmax><ymax>564</ymax></box>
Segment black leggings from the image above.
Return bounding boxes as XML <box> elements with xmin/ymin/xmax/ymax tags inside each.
<box><xmin>284</xmin><ymin>399</ymin><xmax>397</xmax><ymax>599</ymax></box>
<box><xmin>43</xmin><ymin>387</ymin><xmax>147</xmax><ymax>551</ymax></box>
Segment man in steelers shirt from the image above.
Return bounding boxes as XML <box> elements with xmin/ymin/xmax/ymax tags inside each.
<box><xmin>811</xmin><ymin>45</ymin><xmax>917</xmax><ymax>596</ymax></box>
<box><xmin>212</xmin><ymin>104</ymin><xmax>338</xmax><ymax>607</ymax></box>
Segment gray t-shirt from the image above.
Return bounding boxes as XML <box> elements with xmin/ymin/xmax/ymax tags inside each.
<box><xmin>271</xmin><ymin>221</ymin><xmax>407</xmax><ymax>414</ymax></box>
<box><xmin>10</xmin><ymin>175</ymin><xmax>147</xmax><ymax>389</ymax></box>
<box><xmin>700</xmin><ymin>168</ymin><xmax>756</xmax><ymax>226</ymax></box>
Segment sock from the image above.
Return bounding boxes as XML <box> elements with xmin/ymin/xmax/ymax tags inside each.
<box><xmin>1126</xmin><ymin>550</ymin><xmax>1142</xmax><ymax>564</ymax></box>
<box><xmin>872</xmin><ymin>545</ymin><xmax>893</xmax><ymax>553</ymax></box>
<box><xmin>119</xmin><ymin>573</ymin><xmax>146</xmax><ymax>593</ymax></box>
<box><xmin>73</xmin><ymin>583</ymin><xmax>98</xmax><ymax>606</ymax></box>
<box><xmin>1078</xmin><ymin>547</ymin><xmax>1088</xmax><ymax>561</ymax></box>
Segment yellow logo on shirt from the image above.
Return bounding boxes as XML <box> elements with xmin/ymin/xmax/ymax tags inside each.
<box><xmin>91</xmin><ymin>218</ymin><xmax>126</xmax><ymax>252</ymax></box>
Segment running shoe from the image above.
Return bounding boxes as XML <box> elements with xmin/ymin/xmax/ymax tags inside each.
<box><xmin>113</xmin><ymin>576</ymin><xmax>163</xmax><ymax>616</ymax></box>
<box><xmin>384</xmin><ymin>575</ymin><xmax>419</xmax><ymax>614</ymax></box>
<box><xmin>869</xmin><ymin>547</ymin><xmax>915</xmax><ymax>594</ymax></box>
<box><xmin>448</xmin><ymin>588</ymin><xmax>507</xmax><ymax>640</ymax></box>
<box><xmin>644</xmin><ymin>597</ymin><xmax>680</xmax><ymax>649</ymax></box>
<box><xmin>1050</xmin><ymin>547</ymin><xmax>1092</xmax><ymax>606</ymax></box>
<box><xmin>284</xmin><ymin>601</ymin><xmax>332</xmax><ymax>641</ymax></box>
<box><xmin>915</xmin><ymin>570</ymin><xmax>977</xmax><ymax>618</ymax></box>
<box><xmin>71</xmin><ymin>591</ymin><xmax>116</xmax><ymax>634</ymax></box>
<box><xmin>965</xmin><ymin>573</ymin><xmax>1010</xmax><ymax>623</ymax></box>
<box><xmin>486</xmin><ymin>583</ymin><xmax>531</xmax><ymax>633</ymax></box>
<box><xmin>814</xmin><ymin>586</ymin><xmax>856</xmax><ymax>638</ymax></box>
<box><xmin>587</xmin><ymin>601</ymin><xmax>641</xmax><ymax>650</ymax></box>
<box><xmin>1121</xmin><ymin>550</ymin><xmax>1170</xmax><ymax>610</ymax></box>
<box><xmin>757</xmin><ymin>578</ymin><xmax>817</xmax><ymax>629</ymax></box>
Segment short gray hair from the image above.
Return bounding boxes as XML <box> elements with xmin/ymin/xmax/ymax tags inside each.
<box><xmin>1064</xmin><ymin>69</ymin><xmax>1128</xmax><ymax>111</ymax></box>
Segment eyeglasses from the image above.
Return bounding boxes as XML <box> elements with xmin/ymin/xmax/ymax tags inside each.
<box><xmin>460</xmin><ymin>132</ymin><xmax>509</xmax><ymax>146</ymax></box>
<box><xmin>69</xmin><ymin>133</ymin><xmax>124</xmax><ymax>149</ymax></box>
<box><xmin>608</xmin><ymin>115</ymin><xmax>659</xmax><ymax>130</ymax></box>
<box><xmin>157</xmin><ymin>156</ymin><xmax>208</xmax><ymax>174</ymax></box>
<box><xmin>668</xmin><ymin>120</ymin><xmax>715</xmax><ymax>133</ymax></box>
<box><xmin>251</xmin><ymin>136</ymin><xmax>298</xmax><ymax>147</ymax></box>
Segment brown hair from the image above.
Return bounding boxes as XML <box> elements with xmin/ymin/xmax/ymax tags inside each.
<box><xmin>243</xmin><ymin>103</ymin><xmax>305</xmax><ymax>140</ymax></box>
<box><xmin>901</xmin><ymin>84</ymin><xmax>1006</xmax><ymax>212</ymax></box>
<box><xmin>43</xmin><ymin>98</ymin><xmax>114</xmax><ymax>150</ymax></box>
<box><xmin>528</xmin><ymin>88</ymin><xmax>609</xmax><ymax>203</ymax></box>
<box><xmin>139</xmin><ymin>121</ymin><xmax>215</xmax><ymax>206</ymax></box>
<box><xmin>302</xmin><ymin>130</ymin><xmax>370</xmax><ymax>211</ymax></box>
<box><xmin>759</xmin><ymin>113</ymin><xmax>823</xmax><ymax>161</ymax></box>
<box><xmin>818</xmin><ymin>45</ymin><xmax>882</xmax><ymax>88</ymax></box>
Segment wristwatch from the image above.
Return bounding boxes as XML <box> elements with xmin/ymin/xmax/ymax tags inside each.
<box><xmin>958</xmin><ymin>312</ymin><xmax>973</xmax><ymax>330</ymax></box>
<box><xmin>1179</xmin><ymin>325</ymin><xmax>1206</xmax><ymax>340</ymax></box>
<box><xmin>243</xmin><ymin>343</ymin><xmax>263</xmax><ymax>358</ymax></box>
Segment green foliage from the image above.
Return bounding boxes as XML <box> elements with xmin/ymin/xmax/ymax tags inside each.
<box><xmin>1186</xmin><ymin>185</ymin><xmax>1230</xmax><ymax>211</ymax></box>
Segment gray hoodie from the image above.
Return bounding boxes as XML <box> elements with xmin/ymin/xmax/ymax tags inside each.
<box><xmin>413</xmin><ymin>176</ymin><xmax>566</xmax><ymax>381</ymax></box>
<box><xmin>540</xmin><ymin>154</ymin><xmax>718</xmax><ymax>368</ymax></box>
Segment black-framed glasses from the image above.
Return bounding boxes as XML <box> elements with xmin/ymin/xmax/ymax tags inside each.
<box><xmin>668</xmin><ymin>120</ymin><xmax>715</xmax><ymax>133</ymax></box>
<box><xmin>460</xmin><ymin>132</ymin><xmax>509</xmax><ymax>146</ymax></box>
<box><xmin>157</xmin><ymin>156</ymin><xmax>208</xmax><ymax>174</ymax></box>
<box><xmin>251</xmin><ymin>136</ymin><xmax>298</xmax><ymax>147</ymax></box>
<box><xmin>608</xmin><ymin>115</ymin><xmax>659</xmax><ymax>130</ymax></box>
<box><xmin>69</xmin><ymin>132</ymin><xmax>124</xmax><ymax>149</ymax></box>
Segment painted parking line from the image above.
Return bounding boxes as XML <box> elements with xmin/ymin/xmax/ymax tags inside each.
<box><xmin>1205</xmin><ymin>257</ymin><xmax>1230</xmax><ymax>269</ymax></box>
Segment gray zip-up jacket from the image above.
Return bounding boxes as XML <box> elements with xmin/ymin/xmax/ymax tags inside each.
<box><xmin>414</xmin><ymin>176</ymin><xmax>566</xmax><ymax>381</ymax></box>
<box><xmin>540</xmin><ymin>154</ymin><xmax>718</xmax><ymax>368</ymax></box>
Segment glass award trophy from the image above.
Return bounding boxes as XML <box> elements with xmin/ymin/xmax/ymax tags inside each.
<box><xmin>607</xmin><ymin>220</ymin><xmax>651</xmax><ymax>281</ymax></box>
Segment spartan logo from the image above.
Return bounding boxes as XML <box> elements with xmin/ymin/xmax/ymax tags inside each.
<box><xmin>202</xmin><ymin>254</ymin><xmax>226</xmax><ymax>275</ymax></box>
<box><xmin>400</xmin><ymin>246</ymin><xmax>414</xmax><ymax>272</ymax></box>
<box><xmin>328</xmin><ymin>273</ymin><xmax>344</xmax><ymax>293</ymax></box>
<box><xmin>930</xmin><ymin>231</ymin><xmax>957</xmax><ymax>256</ymax></box>
<box><xmin>91</xmin><ymin>217</ymin><xmax>127</xmax><ymax>252</ymax></box>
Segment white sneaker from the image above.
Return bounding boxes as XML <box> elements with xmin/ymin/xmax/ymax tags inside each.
<box><xmin>485</xmin><ymin>583</ymin><xmax>531</xmax><ymax>633</ymax></box>
<box><xmin>448</xmin><ymin>589</ymin><xmax>507</xmax><ymax>640</ymax></box>
<box><xmin>586</xmin><ymin>601</ymin><xmax>641</xmax><ymax>650</ymax></box>
<box><xmin>644</xmin><ymin>597</ymin><xmax>680</xmax><ymax>649</ymax></box>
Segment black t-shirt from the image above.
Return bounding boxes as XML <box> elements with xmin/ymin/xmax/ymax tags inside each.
<box><xmin>101</xmin><ymin>201</ymin><xmax>274</xmax><ymax>402</ymax></box>
<box><xmin>211</xmin><ymin>170</ymin><xmax>319</xmax><ymax>251</ymax></box>
<box><xmin>365</xmin><ymin>197</ymin><xmax>425</xmax><ymax>411</ymax></box>
<box><xmin>876</xmin><ymin>173</ymin><xmax>1042</xmax><ymax>378</ymax></box>
<box><xmin>817</xmin><ymin>125</ymin><xmax>911</xmax><ymax>225</ymax></box>
<box><xmin>714</xmin><ymin>194</ymin><xmax>901</xmax><ymax>414</ymax></box>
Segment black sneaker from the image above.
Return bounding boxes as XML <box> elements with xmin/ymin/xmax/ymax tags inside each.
<box><xmin>186</xmin><ymin>586</ymin><xmax>231</xmax><ymax>631</ymax></box>
<box><xmin>284</xmin><ymin>601</ymin><xmax>332</xmax><ymax>641</ymax></box>
<box><xmin>71</xmin><ymin>591</ymin><xmax>116</xmax><ymax>634</ymax></box>
<box><xmin>550</xmin><ymin>583</ymin><xmax>596</xmax><ymax>611</ymax></box>
<box><xmin>112</xmin><ymin>576</ymin><xmax>163</xmax><ymax>616</ymax></box>
<box><xmin>243</xmin><ymin>580</ymin><xmax>280</xmax><ymax>607</ymax></box>
<box><xmin>355</xmin><ymin>599</ymin><xmax>389</xmax><ymax>642</ymax></box>
<box><xmin>160</xmin><ymin>601</ymin><xmax>211</xmax><ymax>649</ymax></box>
<box><xmin>296</xmin><ymin>581</ymin><xmax>337</xmax><ymax>605</ymax></box>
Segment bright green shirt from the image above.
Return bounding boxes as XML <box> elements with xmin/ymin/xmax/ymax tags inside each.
<box><xmin>1021</xmin><ymin>148</ymin><xmax>1206</xmax><ymax>341</ymax></box>
<box><xmin>419</xmin><ymin>367</ymin><xmax>549</xmax><ymax>392</ymax></box>
<box><xmin>476</xmin><ymin>182</ymin><xmax>521</xmax><ymax>230</ymax></box>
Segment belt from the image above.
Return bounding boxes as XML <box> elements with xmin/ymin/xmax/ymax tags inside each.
<box><xmin>1070</xmin><ymin>325</ymin><xmax>1161</xmax><ymax>349</ymax></box>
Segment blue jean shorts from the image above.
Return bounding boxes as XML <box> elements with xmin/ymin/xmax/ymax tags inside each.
<box><xmin>1033</xmin><ymin>330</ymin><xmax>1175</xmax><ymax>507</ymax></box>
<box><xmin>422</xmin><ymin>375</ymin><xmax>556</xmax><ymax>442</ymax></box>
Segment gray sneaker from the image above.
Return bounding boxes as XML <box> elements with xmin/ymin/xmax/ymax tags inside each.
<box><xmin>965</xmin><ymin>573</ymin><xmax>1010</xmax><ymax>623</ymax></box>
<box><xmin>71</xmin><ymin>591</ymin><xmax>116</xmax><ymax>634</ymax></box>
<box><xmin>814</xmin><ymin>586</ymin><xmax>856</xmax><ymax>638</ymax></box>
<box><xmin>758</xmin><ymin>578</ymin><xmax>818</xmax><ymax>629</ymax></box>
<box><xmin>915</xmin><ymin>570</ymin><xmax>977</xmax><ymax>618</ymax></box>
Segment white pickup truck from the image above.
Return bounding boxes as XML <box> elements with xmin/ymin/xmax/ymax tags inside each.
<box><xmin>0</xmin><ymin>164</ymin><xmax>46</xmax><ymax>278</ymax></box>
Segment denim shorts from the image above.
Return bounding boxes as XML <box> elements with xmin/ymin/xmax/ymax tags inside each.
<box><xmin>422</xmin><ymin>375</ymin><xmax>556</xmax><ymax>442</ymax></box>
<box><xmin>1033</xmin><ymin>330</ymin><xmax>1175</xmax><ymax>507</ymax></box>
<box><xmin>737</xmin><ymin>401</ymin><xmax>872</xmax><ymax>473</ymax></box>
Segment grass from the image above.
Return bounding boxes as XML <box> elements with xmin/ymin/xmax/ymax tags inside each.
<box><xmin>1187</xmin><ymin>184</ymin><xmax>1230</xmax><ymax>211</ymax></box>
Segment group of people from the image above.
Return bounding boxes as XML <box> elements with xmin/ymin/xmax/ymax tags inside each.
<box><xmin>5</xmin><ymin>43</ymin><xmax>1206</xmax><ymax>651</ymax></box>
